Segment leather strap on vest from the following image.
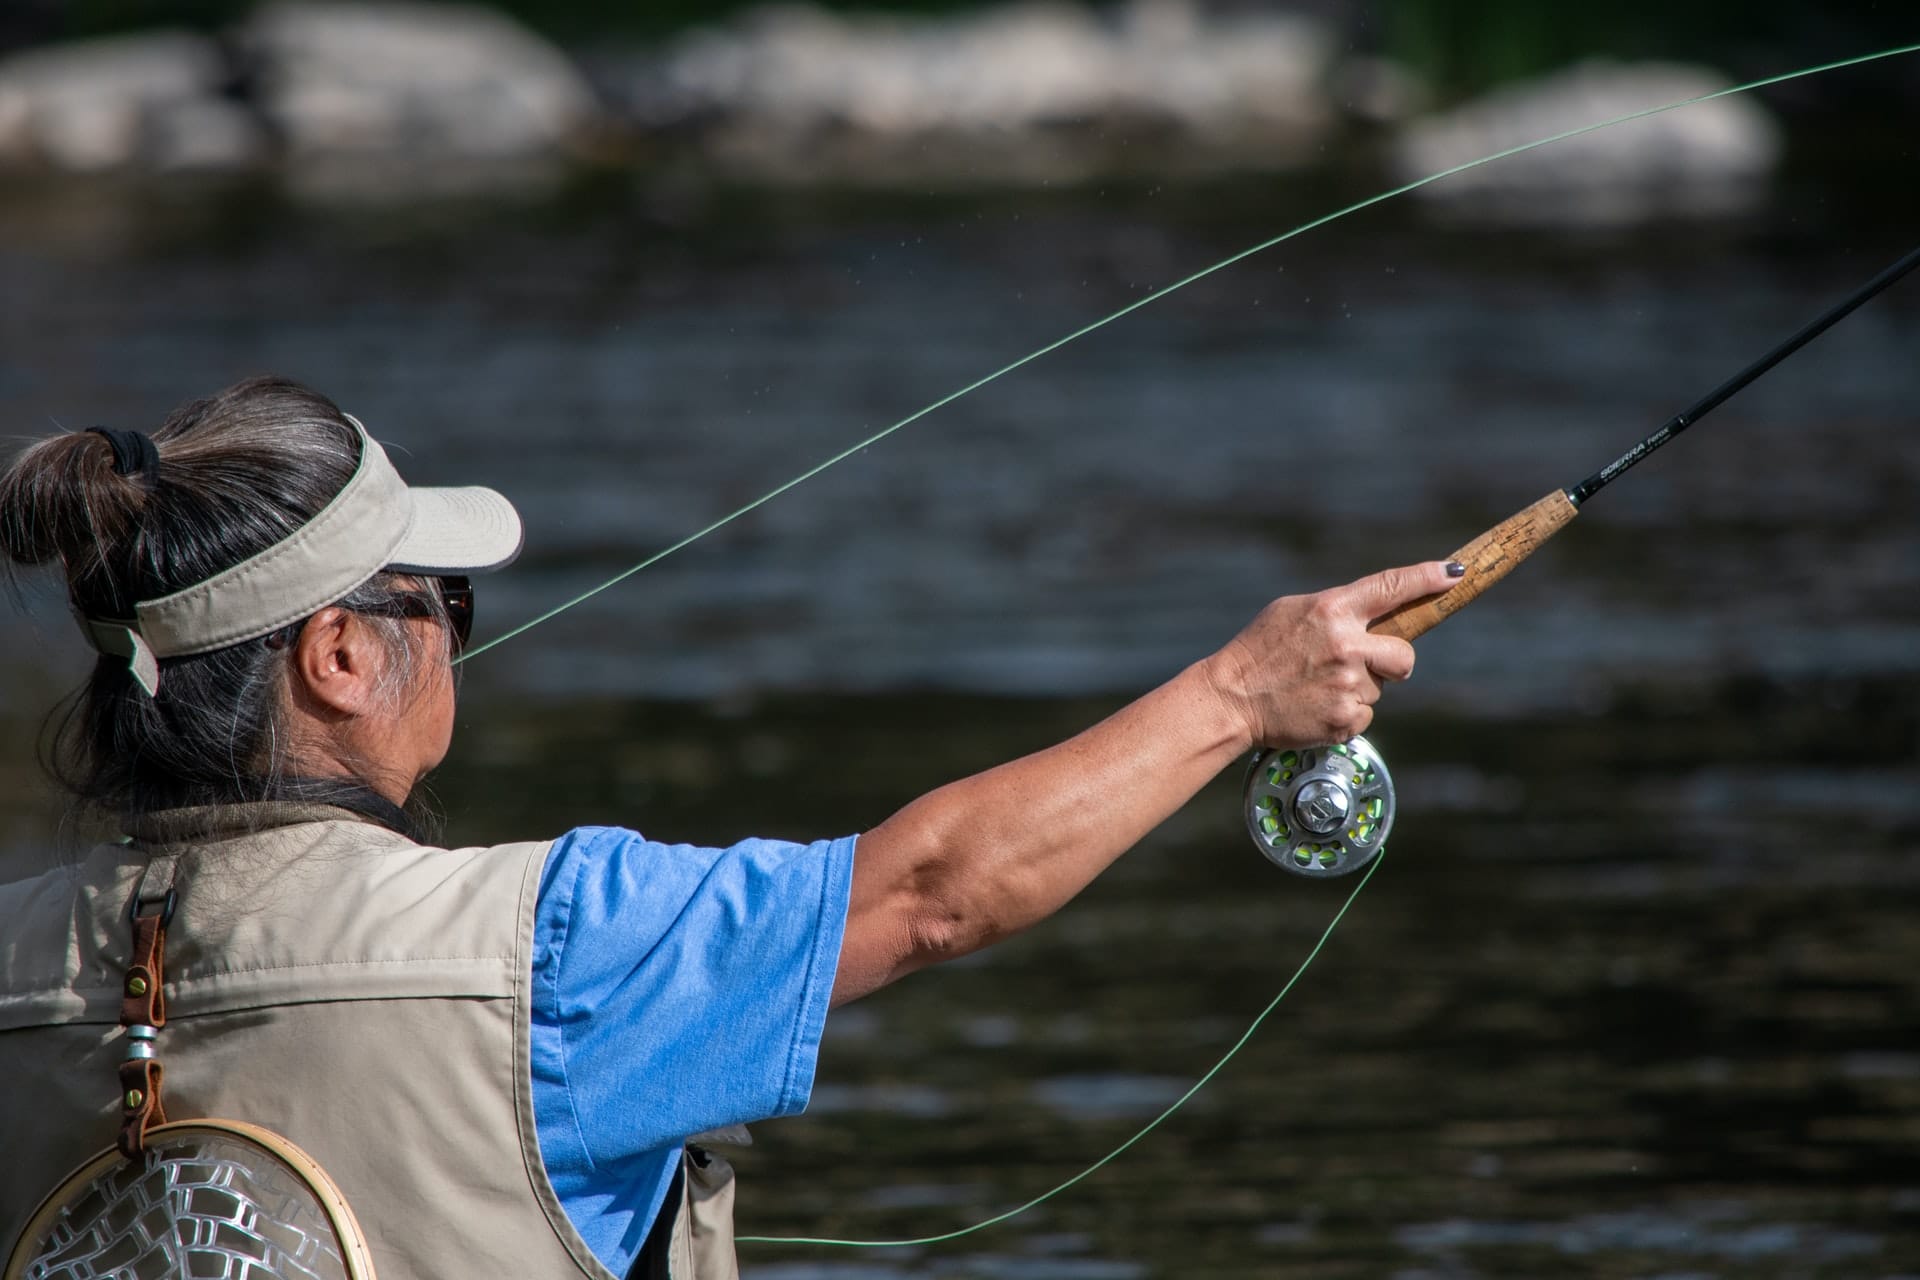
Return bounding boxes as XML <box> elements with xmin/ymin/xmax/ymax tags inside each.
<box><xmin>117</xmin><ymin>855</ymin><xmax>180</xmax><ymax>1159</ymax></box>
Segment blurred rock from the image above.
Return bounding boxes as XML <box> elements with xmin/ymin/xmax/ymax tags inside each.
<box><xmin>1393</xmin><ymin>61</ymin><xmax>1782</xmax><ymax>228</ymax></box>
<box><xmin>606</xmin><ymin>0</ymin><xmax>1337</xmax><ymax>185</ymax></box>
<box><xmin>0</xmin><ymin>31</ymin><xmax>265</xmax><ymax>173</ymax></box>
<box><xmin>1330</xmin><ymin>55</ymin><xmax>1428</xmax><ymax>125</ymax></box>
<box><xmin>239</xmin><ymin>0</ymin><xmax>600</xmax><ymax>197</ymax></box>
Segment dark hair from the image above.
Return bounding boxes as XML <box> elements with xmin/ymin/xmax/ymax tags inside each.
<box><xmin>0</xmin><ymin>376</ymin><xmax>450</xmax><ymax>835</ymax></box>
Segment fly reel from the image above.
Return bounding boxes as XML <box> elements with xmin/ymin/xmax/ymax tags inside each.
<box><xmin>1243</xmin><ymin>736</ymin><xmax>1395</xmax><ymax>877</ymax></box>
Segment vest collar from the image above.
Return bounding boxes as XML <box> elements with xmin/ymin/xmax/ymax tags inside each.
<box><xmin>125</xmin><ymin>801</ymin><xmax>393</xmax><ymax>847</ymax></box>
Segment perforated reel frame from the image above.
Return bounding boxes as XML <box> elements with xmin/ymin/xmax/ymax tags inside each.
<box><xmin>5</xmin><ymin>1119</ymin><xmax>377</xmax><ymax>1280</ymax></box>
<box><xmin>1243</xmin><ymin>735</ymin><xmax>1396</xmax><ymax>877</ymax></box>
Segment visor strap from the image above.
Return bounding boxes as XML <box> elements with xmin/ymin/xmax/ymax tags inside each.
<box><xmin>83</xmin><ymin>617</ymin><xmax>163</xmax><ymax>697</ymax></box>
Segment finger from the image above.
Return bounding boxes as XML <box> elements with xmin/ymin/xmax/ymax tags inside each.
<box><xmin>1359</xmin><ymin>634</ymin><xmax>1416</xmax><ymax>682</ymax></box>
<box><xmin>1336</xmin><ymin>560</ymin><xmax>1462</xmax><ymax>621</ymax></box>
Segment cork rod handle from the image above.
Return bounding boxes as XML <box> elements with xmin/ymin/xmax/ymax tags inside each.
<box><xmin>1369</xmin><ymin>488</ymin><xmax>1580</xmax><ymax>642</ymax></box>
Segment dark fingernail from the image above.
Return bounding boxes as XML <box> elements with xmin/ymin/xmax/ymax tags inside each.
<box><xmin>1445</xmin><ymin>561</ymin><xmax>1466</xmax><ymax>578</ymax></box>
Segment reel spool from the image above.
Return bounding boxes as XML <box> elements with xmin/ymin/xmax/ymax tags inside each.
<box><xmin>1243</xmin><ymin>736</ymin><xmax>1395</xmax><ymax>877</ymax></box>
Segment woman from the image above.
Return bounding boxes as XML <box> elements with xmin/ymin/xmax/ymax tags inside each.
<box><xmin>0</xmin><ymin>377</ymin><xmax>1458</xmax><ymax>1278</ymax></box>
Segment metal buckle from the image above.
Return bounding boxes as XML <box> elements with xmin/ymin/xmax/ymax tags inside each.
<box><xmin>128</xmin><ymin>886</ymin><xmax>178</xmax><ymax>927</ymax></box>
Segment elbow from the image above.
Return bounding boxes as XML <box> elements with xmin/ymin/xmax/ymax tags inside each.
<box><xmin>855</xmin><ymin>797</ymin><xmax>1034</xmax><ymax>989</ymax></box>
<box><xmin>902</xmin><ymin>852</ymin><xmax>1028</xmax><ymax>970</ymax></box>
<box><xmin>903</xmin><ymin>886</ymin><xmax>985</xmax><ymax>970</ymax></box>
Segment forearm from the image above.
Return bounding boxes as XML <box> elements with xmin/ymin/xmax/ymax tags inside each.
<box><xmin>838</xmin><ymin>658</ymin><xmax>1249</xmax><ymax>999</ymax></box>
<box><xmin>828</xmin><ymin>559</ymin><xmax>1457</xmax><ymax>1006</ymax></box>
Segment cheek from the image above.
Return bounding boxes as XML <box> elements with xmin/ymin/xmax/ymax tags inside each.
<box><xmin>430</xmin><ymin>666</ymin><xmax>458</xmax><ymax>750</ymax></box>
<box><xmin>409</xmin><ymin>658</ymin><xmax>457</xmax><ymax>767</ymax></box>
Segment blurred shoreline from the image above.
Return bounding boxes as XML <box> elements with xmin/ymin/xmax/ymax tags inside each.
<box><xmin>1</xmin><ymin>0</ymin><xmax>1909</xmax><ymax>222</ymax></box>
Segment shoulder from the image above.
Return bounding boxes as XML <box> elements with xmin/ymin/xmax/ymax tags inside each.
<box><xmin>0</xmin><ymin>857</ymin><xmax>88</xmax><ymax>921</ymax></box>
<box><xmin>199</xmin><ymin>820</ymin><xmax>554</xmax><ymax>923</ymax></box>
<box><xmin>133</xmin><ymin>825</ymin><xmax>558</xmax><ymax>1011</ymax></box>
<box><xmin>532</xmin><ymin>828</ymin><xmax>858</xmax><ymax>966</ymax></box>
<box><xmin>538</xmin><ymin>827</ymin><xmax>857</xmax><ymax>907</ymax></box>
<box><xmin>0</xmin><ymin>851</ymin><xmax>128</xmax><ymax>1018</ymax></box>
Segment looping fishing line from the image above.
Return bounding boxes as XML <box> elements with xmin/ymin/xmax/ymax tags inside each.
<box><xmin>442</xmin><ymin>39</ymin><xmax>1917</xmax><ymax>1251</ymax></box>
<box><xmin>454</xmin><ymin>40</ymin><xmax>1918</xmax><ymax>667</ymax></box>
<box><xmin>737</xmin><ymin>845</ymin><xmax>1388</xmax><ymax>1248</ymax></box>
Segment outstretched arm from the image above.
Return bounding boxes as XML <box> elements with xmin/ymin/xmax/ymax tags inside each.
<box><xmin>831</xmin><ymin>560</ymin><xmax>1458</xmax><ymax>1005</ymax></box>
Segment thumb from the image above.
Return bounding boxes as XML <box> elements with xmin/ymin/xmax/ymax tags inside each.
<box><xmin>1337</xmin><ymin>560</ymin><xmax>1463</xmax><ymax>620</ymax></box>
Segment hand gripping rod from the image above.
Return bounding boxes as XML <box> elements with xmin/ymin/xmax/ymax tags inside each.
<box><xmin>1370</xmin><ymin>245</ymin><xmax>1920</xmax><ymax>642</ymax></box>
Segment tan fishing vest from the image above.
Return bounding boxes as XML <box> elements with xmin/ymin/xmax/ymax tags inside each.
<box><xmin>0</xmin><ymin>803</ymin><xmax>740</xmax><ymax>1280</ymax></box>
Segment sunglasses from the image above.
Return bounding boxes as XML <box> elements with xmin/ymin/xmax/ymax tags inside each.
<box><xmin>265</xmin><ymin>575</ymin><xmax>473</xmax><ymax>653</ymax></box>
<box><xmin>389</xmin><ymin>576</ymin><xmax>474</xmax><ymax>653</ymax></box>
<box><xmin>439</xmin><ymin>577</ymin><xmax>474</xmax><ymax>651</ymax></box>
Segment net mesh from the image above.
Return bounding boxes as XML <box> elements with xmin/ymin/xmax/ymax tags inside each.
<box><xmin>24</xmin><ymin>1131</ymin><xmax>350</xmax><ymax>1280</ymax></box>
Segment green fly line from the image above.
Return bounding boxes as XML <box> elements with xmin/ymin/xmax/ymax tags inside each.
<box><xmin>737</xmin><ymin>844</ymin><xmax>1388</xmax><ymax>1248</ymax></box>
<box><xmin>454</xmin><ymin>40</ymin><xmax>1918</xmax><ymax>668</ymax></box>
<box><xmin>446</xmin><ymin>39</ymin><xmax>1916</xmax><ymax>1251</ymax></box>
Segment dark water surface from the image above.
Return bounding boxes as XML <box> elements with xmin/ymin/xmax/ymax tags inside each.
<box><xmin>1</xmin><ymin>172</ymin><xmax>1916</xmax><ymax>1276</ymax></box>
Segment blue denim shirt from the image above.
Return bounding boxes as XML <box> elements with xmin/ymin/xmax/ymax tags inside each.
<box><xmin>529</xmin><ymin>826</ymin><xmax>856</xmax><ymax>1274</ymax></box>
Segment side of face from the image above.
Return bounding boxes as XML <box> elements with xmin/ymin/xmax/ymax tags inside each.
<box><xmin>284</xmin><ymin>601</ymin><xmax>456</xmax><ymax>804</ymax></box>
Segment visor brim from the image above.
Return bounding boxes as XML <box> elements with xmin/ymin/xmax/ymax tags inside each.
<box><xmin>387</xmin><ymin>486</ymin><xmax>524</xmax><ymax>576</ymax></box>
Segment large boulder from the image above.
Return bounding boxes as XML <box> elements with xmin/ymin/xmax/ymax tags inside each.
<box><xmin>239</xmin><ymin>0</ymin><xmax>600</xmax><ymax>193</ymax></box>
<box><xmin>1393</xmin><ymin>61</ymin><xmax>1782</xmax><ymax>227</ymax></box>
<box><xmin>0</xmin><ymin>31</ymin><xmax>265</xmax><ymax>173</ymax></box>
<box><xmin>616</xmin><ymin>0</ymin><xmax>1336</xmax><ymax>184</ymax></box>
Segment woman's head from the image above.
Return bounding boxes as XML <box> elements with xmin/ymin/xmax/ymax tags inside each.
<box><xmin>0</xmin><ymin>376</ymin><xmax>520</xmax><ymax>829</ymax></box>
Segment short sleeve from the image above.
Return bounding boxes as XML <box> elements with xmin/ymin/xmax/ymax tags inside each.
<box><xmin>529</xmin><ymin>826</ymin><xmax>856</xmax><ymax>1272</ymax></box>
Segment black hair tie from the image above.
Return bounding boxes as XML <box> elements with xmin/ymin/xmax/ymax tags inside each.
<box><xmin>86</xmin><ymin>427</ymin><xmax>161</xmax><ymax>484</ymax></box>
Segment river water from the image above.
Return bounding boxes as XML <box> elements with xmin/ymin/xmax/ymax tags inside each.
<box><xmin>1</xmin><ymin>165</ymin><xmax>1916</xmax><ymax>1277</ymax></box>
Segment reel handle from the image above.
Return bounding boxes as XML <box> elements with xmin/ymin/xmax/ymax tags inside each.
<box><xmin>1368</xmin><ymin>488</ymin><xmax>1580</xmax><ymax>641</ymax></box>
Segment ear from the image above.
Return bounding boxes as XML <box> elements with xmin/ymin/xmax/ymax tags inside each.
<box><xmin>289</xmin><ymin>607</ymin><xmax>387</xmax><ymax>717</ymax></box>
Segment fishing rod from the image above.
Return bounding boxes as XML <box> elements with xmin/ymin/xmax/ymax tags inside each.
<box><xmin>1246</xmin><ymin>243</ymin><xmax>1920</xmax><ymax>877</ymax></box>
<box><xmin>746</xmin><ymin>248</ymin><xmax>1919</xmax><ymax>1254</ymax></box>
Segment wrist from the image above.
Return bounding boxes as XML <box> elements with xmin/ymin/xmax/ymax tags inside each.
<box><xmin>1191</xmin><ymin>648</ymin><xmax>1257</xmax><ymax>757</ymax></box>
